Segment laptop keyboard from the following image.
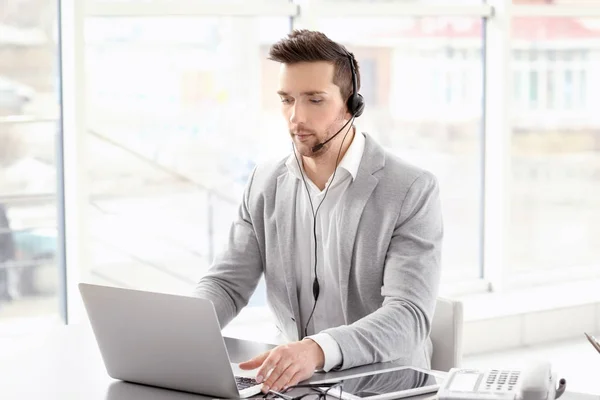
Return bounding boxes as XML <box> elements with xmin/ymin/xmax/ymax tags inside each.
<box><xmin>236</xmin><ymin>376</ymin><xmax>259</xmax><ymax>390</ymax></box>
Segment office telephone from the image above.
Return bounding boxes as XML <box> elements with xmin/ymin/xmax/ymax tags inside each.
<box><xmin>437</xmin><ymin>361</ymin><xmax>566</xmax><ymax>400</ymax></box>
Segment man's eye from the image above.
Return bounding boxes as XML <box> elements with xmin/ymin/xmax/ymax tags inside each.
<box><xmin>281</xmin><ymin>98</ymin><xmax>292</xmax><ymax>104</ymax></box>
<box><xmin>310</xmin><ymin>99</ymin><xmax>323</xmax><ymax>104</ymax></box>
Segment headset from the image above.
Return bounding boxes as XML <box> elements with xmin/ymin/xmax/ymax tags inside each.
<box><xmin>344</xmin><ymin>51</ymin><xmax>365</xmax><ymax>119</ymax></box>
<box><xmin>292</xmin><ymin>49</ymin><xmax>365</xmax><ymax>338</ymax></box>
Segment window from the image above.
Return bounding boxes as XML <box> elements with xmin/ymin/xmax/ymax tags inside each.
<box><xmin>563</xmin><ymin>70</ymin><xmax>573</xmax><ymax>109</ymax></box>
<box><xmin>55</xmin><ymin>0</ymin><xmax>600</xmax><ymax>329</ymax></box>
<box><xmin>545</xmin><ymin>69</ymin><xmax>555</xmax><ymax>109</ymax></box>
<box><xmin>509</xmin><ymin>17</ymin><xmax>600</xmax><ymax>285</ymax></box>
<box><xmin>0</xmin><ymin>0</ymin><xmax>61</xmax><ymax>325</ymax></box>
<box><xmin>315</xmin><ymin>17</ymin><xmax>485</xmax><ymax>282</ymax></box>
<box><xmin>84</xmin><ymin>17</ymin><xmax>289</xmax><ymax>305</ymax></box>
<box><xmin>358</xmin><ymin>58</ymin><xmax>378</xmax><ymax>107</ymax></box>
<box><xmin>528</xmin><ymin>69</ymin><xmax>539</xmax><ymax>108</ymax></box>
<box><xmin>578</xmin><ymin>68</ymin><xmax>587</xmax><ymax>108</ymax></box>
<box><xmin>513</xmin><ymin>49</ymin><xmax>589</xmax><ymax>114</ymax></box>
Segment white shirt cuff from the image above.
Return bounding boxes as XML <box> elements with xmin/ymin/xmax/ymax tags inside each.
<box><xmin>307</xmin><ymin>333</ymin><xmax>342</xmax><ymax>372</ymax></box>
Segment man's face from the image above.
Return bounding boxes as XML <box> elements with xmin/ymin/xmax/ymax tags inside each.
<box><xmin>277</xmin><ymin>61</ymin><xmax>350</xmax><ymax>157</ymax></box>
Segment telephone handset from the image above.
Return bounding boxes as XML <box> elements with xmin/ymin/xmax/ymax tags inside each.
<box><xmin>437</xmin><ymin>361</ymin><xmax>567</xmax><ymax>400</ymax></box>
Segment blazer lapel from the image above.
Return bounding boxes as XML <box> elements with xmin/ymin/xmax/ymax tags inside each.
<box><xmin>275</xmin><ymin>172</ymin><xmax>302</xmax><ymax>339</ymax></box>
<box><xmin>338</xmin><ymin>134</ymin><xmax>385</xmax><ymax>316</ymax></box>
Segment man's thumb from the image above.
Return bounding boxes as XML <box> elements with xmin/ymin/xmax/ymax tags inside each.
<box><xmin>238</xmin><ymin>351</ymin><xmax>269</xmax><ymax>370</ymax></box>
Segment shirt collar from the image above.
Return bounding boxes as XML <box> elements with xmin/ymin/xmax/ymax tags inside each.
<box><xmin>285</xmin><ymin>125</ymin><xmax>365</xmax><ymax>181</ymax></box>
<box><xmin>337</xmin><ymin>125</ymin><xmax>365</xmax><ymax>180</ymax></box>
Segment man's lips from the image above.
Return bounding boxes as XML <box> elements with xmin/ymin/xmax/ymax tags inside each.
<box><xmin>294</xmin><ymin>133</ymin><xmax>313</xmax><ymax>141</ymax></box>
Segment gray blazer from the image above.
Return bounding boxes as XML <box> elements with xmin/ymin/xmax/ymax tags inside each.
<box><xmin>194</xmin><ymin>132</ymin><xmax>443</xmax><ymax>371</ymax></box>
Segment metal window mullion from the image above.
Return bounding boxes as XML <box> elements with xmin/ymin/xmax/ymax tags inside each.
<box><xmin>86</xmin><ymin>1</ymin><xmax>299</xmax><ymax>17</ymax></box>
<box><xmin>59</xmin><ymin>0</ymin><xmax>88</xmax><ymax>324</ymax></box>
<box><xmin>513</xmin><ymin>5</ymin><xmax>600</xmax><ymax>17</ymax></box>
<box><xmin>310</xmin><ymin>3</ymin><xmax>493</xmax><ymax>17</ymax></box>
<box><xmin>482</xmin><ymin>0</ymin><xmax>513</xmax><ymax>293</ymax></box>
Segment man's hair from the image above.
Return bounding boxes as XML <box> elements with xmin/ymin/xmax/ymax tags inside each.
<box><xmin>268</xmin><ymin>30</ymin><xmax>360</xmax><ymax>106</ymax></box>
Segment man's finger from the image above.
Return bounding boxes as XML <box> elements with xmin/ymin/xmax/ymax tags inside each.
<box><xmin>262</xmin><ymin>357</ymin><xmax>294</xmax><ymax>391</ymax></box>
<box><xmin>268</xmin><ymin>364</ymin><xmax>297</xmax><ymax>393</ymax></box>
<box><xmin>256</xmin><ymin>352</ymin><xmax>282</xmax><ymax>385</ymax></box>
<box><xmin>238</xmin><ymin>350</ymin><xmax>270</xmax><ymax>371</ymax></box>
<box><xmin>282</xmin><ymin>371</ymin><xmax>303</xmax><ymax>391</ymax></box>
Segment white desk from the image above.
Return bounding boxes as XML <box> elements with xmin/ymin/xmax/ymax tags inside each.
<box><xmin>0</xmin><ymin>326</ymin><xmax>597</xmax><ymax>400</ymax></box>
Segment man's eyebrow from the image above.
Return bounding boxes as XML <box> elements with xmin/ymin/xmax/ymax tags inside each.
<box><xmin>277</xmin><ymin>90</ymin><xmax>328</xmax><ymax>96</ymax></box>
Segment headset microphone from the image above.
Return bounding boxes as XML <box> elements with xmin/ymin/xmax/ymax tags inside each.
<box><xmin>311</xmin><ymin>117</ymin><xmax>354</xmax><ymax>153</ymax></box>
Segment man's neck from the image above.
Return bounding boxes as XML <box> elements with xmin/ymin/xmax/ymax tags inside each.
<box><xmin>302</xmin><ymin>127</ymin><xmax>355</xmax><ymax>191</ymax></box>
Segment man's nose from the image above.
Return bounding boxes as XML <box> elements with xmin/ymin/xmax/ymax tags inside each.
<box><xmin>290</xmin><ymin>102</ymin><xmax>306</xmax><ymax>124</ymax></box>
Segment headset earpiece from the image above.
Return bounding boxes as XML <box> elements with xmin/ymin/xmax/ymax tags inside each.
<box><xmin>348</xmin><ymin>93</ymin><xmax>365</xmax><ymax>117</ymax></box>
<box><xmin>345</xmin><ymin>51</ymin><xmax>365</xmax><ymax>117</ymax></box>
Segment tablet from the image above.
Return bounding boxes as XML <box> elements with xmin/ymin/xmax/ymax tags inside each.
<box><xmin>312</xmin><ymin>366</ymin><xmax>445</xmax><ymax>400</ymax></box>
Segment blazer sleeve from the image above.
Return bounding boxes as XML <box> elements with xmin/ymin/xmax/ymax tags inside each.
<box><xmin>322</xmin><ymin>171</ymin><xmax>443</xmax><ymax>369</ymax></box>
<box><xmin>192</xmin><ymin>167</ymin><xmax>264</xmax><ymax>328</ymax></box>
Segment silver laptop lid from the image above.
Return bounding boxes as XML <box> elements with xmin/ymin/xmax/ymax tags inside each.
<box><xmin>78</xmin><ymin>283</ymin><xmax>241</xmax><ymax>398</ymax></box>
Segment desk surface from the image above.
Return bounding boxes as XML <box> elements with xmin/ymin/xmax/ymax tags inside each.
<box><xmin>0</xmin><ymin>325</ymin><xmax>597</xmax><ymax>400</ymax></box>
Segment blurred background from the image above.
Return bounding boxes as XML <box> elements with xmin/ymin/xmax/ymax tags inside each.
<box><xmin>1</xmin><ymin>0</ymin><xmax>599</xmax><ymax>392</ymax></box>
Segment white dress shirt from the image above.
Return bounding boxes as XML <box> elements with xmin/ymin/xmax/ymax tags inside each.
<box><xmin>284</xmin><ymin>127</ymin><xmax>366</xmax><ymax>372</ymax></box>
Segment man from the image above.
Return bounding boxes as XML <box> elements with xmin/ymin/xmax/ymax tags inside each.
<box><xmin>194</xmin><ymin>30</ymin><xmax>443</xmax><ymax>393</ymax></box>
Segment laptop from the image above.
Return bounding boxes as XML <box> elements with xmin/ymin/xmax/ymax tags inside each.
<box><xmin>78</xmin><ymin>283</ymin><xmax>264</xmax><ymax>398</ymax></box>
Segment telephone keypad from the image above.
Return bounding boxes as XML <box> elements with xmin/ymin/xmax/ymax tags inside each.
<box><xmin>483</xmin><ymin>369</ymin><xmax>521</xmax><ymax>393</ymax></box>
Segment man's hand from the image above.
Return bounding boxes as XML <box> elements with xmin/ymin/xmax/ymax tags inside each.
<box><xmin>238</xmin><ymin>339</ymin><xmax>325</xmax><ymax>393</ymax></box>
